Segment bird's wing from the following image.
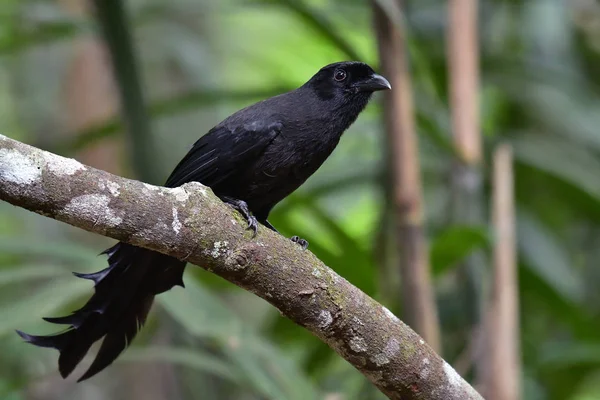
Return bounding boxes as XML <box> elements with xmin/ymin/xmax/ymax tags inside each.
<box><xmin>164</xmin><ymin>121</ymin><xmax>282</xmax><ymax>189</ymax></box>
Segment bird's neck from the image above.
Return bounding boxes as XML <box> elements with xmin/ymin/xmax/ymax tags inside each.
<box><xmin>330</xmin><ymin>93</ymin><xmax>372</xmax><ymax>133</ymax></box>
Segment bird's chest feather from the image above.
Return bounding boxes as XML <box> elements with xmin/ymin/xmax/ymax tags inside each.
<box><xmin>238</xmin><ymin>124</ymin><xmax>341</xmax><ymax>206</ymax></box>
<box><xmin>263</xmin><ymin>126</ymin><xmax>340</xmax><ymax>180</ymax></box>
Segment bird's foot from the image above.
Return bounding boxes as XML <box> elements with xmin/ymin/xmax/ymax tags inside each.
<box><xmin>224</xmin><ymin>197</ymin><xmax>258</xmax><ymax>238</ymax></box>
<box><xmin>246</xmin><ymin>216</ymin><xmax>259</xmax><ymax>237</ymax></box>
<box><xmin>291</xmin><ymin>236</ymin><xmax>309</xmax><ymax>250</ymax></box>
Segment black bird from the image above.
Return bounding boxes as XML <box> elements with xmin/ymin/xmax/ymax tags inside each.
<box><xmin>17</xmin><ymin>61</ymin><xmax>391</xmax><ymax>381</ymax></box>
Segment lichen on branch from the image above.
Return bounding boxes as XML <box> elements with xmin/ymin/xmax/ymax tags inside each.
<box><xmin>0</xmin><ymin>134</ymin><xmax>483</xmax><ymax>400</ymax></box>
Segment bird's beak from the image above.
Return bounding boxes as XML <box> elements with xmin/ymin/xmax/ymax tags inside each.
<box><xmin>355</xmin><ymin>73</ymin><xmax>392</xmax><ymax>92</ymax></box>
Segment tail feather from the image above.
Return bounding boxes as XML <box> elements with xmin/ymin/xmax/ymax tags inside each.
<box><xmin>72</xmin><ymin>244</ymin><xmax>130</xmax><ymax>286</ymax></box>
<box><xmin>58</xmin><ymin>313</ymin><xmax>104</xmax><ymax>378</ymax></box>
<box><xmin>72</xmin><ymin>268</ymin><xmax>112</xmax><ymax>285</ymax></box>
<box><xmin>16</xmin><ymin>329</ymin><xmax>73</xmax><ymax>351</ymax></box>
<box><xmin>17</xmin><ymin>242</ymin><xmax>186</xmax><ymax>381</ymax></box>
<box><xmin>77</xmin><ymin>295</ymin><xmax>154</xmax><ymax>382</ymax></box>
<box><xmin>43</xmin><ymin>313</ymin><xmax>91</xmax><ymax>328</ymax></box>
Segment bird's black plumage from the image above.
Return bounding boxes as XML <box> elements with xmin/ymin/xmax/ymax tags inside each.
<box><xmin>17</xmin><ymin>61</ymin><xmax>390</xmax><ymax>381</ymax></box>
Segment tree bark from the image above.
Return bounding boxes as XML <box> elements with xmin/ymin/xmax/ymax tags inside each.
<box><xmin>0</xmin><ymin>134</ymin><xmax>483</xmax><ymax>400</ymax></box>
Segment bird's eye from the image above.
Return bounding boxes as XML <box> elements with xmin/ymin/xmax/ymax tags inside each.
<box><xmin>334</xmin><ymin>69</ymin><xmax>347</xmax><ymax>82</ymax></box>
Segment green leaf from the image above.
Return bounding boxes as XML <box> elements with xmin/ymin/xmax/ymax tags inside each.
<box><xmin>519</xmin><ymin>267</ymin><xmax>598</xmax><ymax>342</ymax></box>
<box><xmin>258</xmin><ymin>0</ymin><xmax>363</xmax><ymax>61</ymax></box>
<box><xmin>0</xmin><ymin>264</ymin><xmax>65</xmax><ymax>286</ymax></box>
<box><xmin>513</xmin><ymin>133</ymin><xmax>600</xmax><ymax>202</ymax></box>
<box><xmin>0</xmin><ymin>237</ymin><xmax>101</xmax><ymax>265</ymax></box>
<box><xmin>56</xmin><ymin>87</ymin><xmax>290</xmax><ymax>154</ymax></box>
<box><xmin>517</xmin><ymin>211</ymin><xmax>584</xmax><ymax>304</ymax></box>
<box><xmin>158</xmin><ymin>281</ymin><xmax>241</xmax><ymax>339</ymax></box>
<box><xmin>0</xmin><ymin>22</ymin><xmax>81</xmax><ymax>55</ymax></box>
<box><xmin>120</xmin><ymin>346</ymin><xmax>242</xmax><ymax>383</ymax></box>
<box><xmin>540</xmin><ymin>342</ymin><xmax>600</xmax><ymax>369</ymax></box>
<box><xmin>0</xmin><ymin>2</ymin><xmax>173</xmax><ymax>56</ymax></box>
<box><xmin>0</xmin><ymin>278</ymin><xmax>89</xmax><ymax>336</ymax></box>
<box><xmin>430</xmin><ymin>226</ymin><xmax>491</xmax><ymax>276</ymax></box>
<box><xmin>501</xmin><ymin>72</ymin><xmax>600</xmax><ymax>153</ymax></box>
<box><xmin>225</xmin><ymin>341</ymin><xmax>289</xmax><ymax>400</ymax></box>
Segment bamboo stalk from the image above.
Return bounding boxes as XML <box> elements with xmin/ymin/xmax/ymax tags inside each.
<box><xmin>483</xmin><ymin>144</ymin><xmax>520</xmax><ymax>400</ymax></box>
<box><xmin>372</xmin><ymin>0</ymin><xmax>441</xmax><ymax>352</ymax></box>
<box><xmin>448</xmin><ymin>0</ymin><xmax>481</xmax><ymax>165</ymax></box>
<box><xmin>447</xmin><ymin>0</ymin><xmax>487</xmax><ymax>379</ymax></box>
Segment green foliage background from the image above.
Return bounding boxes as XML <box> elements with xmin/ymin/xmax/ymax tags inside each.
<box><xmin>1</xmin><ymin>0</ymin><xmax>600</xmax><ymax>399</ymax></box>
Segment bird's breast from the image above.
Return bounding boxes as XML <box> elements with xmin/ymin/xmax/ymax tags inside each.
<box><xmin>239</xmin><ymin>128</ymin><xmax>342</xmax><ymax>209</ymax></box>
<box><xmin>266</xmin><ymin>128</ymin><xmax>340</xmax><ymax>176</ymax></box>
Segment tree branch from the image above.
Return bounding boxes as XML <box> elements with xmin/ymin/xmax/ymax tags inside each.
<box><xmin>0</xmin><ymin>134</ymin><xmax>483</xmax><ymax>400</ymax></box>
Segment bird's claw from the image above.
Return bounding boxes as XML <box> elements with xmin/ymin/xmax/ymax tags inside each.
<box><xmin>224</xmin><ymin>197</ymin><xmax>258</xmax><ymax>238</ymax></box>
<box><xmin>246</xmin><ymin>216</ymin><xmax>259</xmax><ymax>238</ymax></box>
<box><xmin>291</xmin><ymin>236</ymin><xmax>309</xmax><ymax>250</ymax></box>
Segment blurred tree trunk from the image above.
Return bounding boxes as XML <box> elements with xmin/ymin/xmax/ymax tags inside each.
<box><xmin>482</xmin><ymin>144</ymin><xmax>520</xmax><ymax>400</ymax></box>
<box><xmin>372</xmin><ymin>0</ymin><xmax>440</xmax><ymax>352</ymax></box>
<box><xmin>91</xmin><ymin>0</ymin><xmax>160</xmax><ymax>184</ymax></box>
<box><xmin>62</xmin><ymin>32</ymin><xmax>123</xmax><ymax>176</ymax></box>
<box><xmin>447</xmin><ymin>0</ymin><xmax>487</xmax><ymax>379</ymax></box>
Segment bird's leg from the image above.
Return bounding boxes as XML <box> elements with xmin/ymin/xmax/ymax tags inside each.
<box><xmin>291</xmin><ymin>236</ymin><xmax>309</xmax><ymax>250</ymax></box>
<box><xmin>222</xmin><ymin>197</ymin><xmax>258</xmax><ymax>237</ymax></box>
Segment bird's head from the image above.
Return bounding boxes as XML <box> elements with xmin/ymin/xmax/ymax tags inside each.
<box><xmin>304</xmin><ymin>61</ymin><xmax>391</xmax><ymax>102</ymax></box>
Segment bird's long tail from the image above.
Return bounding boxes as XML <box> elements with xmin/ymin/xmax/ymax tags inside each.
<box><xmin>17</xmin><ymin>242</ymin><xmax>186</xmax><ymax>381</ymax></box>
